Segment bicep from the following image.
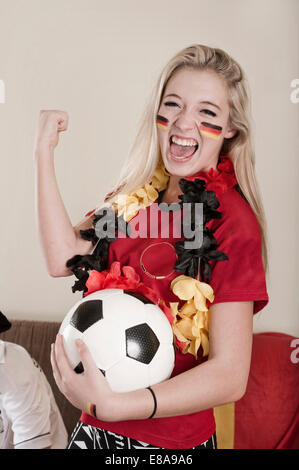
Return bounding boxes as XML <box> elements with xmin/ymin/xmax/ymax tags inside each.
<box><xmin>73</xmin><ymin>202</ymin><xmax>110</xmax><ymax>255</ymax></box>
<box><xmin>73</xmin><ymin>215</ymin><xmax>95</xmax><ymax>255</ymax></box>
<box><xmin>73</xmin><ymin>213</ymin><xmax>94</xmax><ymax>237</ymax></box>
<box><xmin>208</xmin><ymin>301</ymin><xmax>253</xmax><ymax>394</ymax></box>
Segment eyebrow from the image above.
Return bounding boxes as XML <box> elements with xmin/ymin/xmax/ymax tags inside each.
<box><xmin>163</xmin><ymin>94</ymin><xmax>221</xmax><ymax>111</ymax></box>
<box><xmin>164</xmin><ymin>93</ymin><xmax>181</xmax><ymax>100</ymax></box>
<box><xmin>201</xmin><ymin>100</ymin><xmax>221</xmax><ymax>111</ymax></box>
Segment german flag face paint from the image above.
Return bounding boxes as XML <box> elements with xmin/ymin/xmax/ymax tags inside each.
<box><xmin>156</xmin><ymin>114</ymin><xmax>169</xmax><ymax>130</ymax></box>
<box><xmin>86</xmin><ymin>402</ymin><xmax>97</xmax><ymax>418</ymax></box>
<box><xmin>199</xmin><ymin>122</ymin><xmax>222</xmax><ymax>140</ymax></box>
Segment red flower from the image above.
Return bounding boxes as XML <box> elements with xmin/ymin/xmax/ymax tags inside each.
<box><xmin>84</xmin><ymin>258</ymin><xmax>186</xmax><ymax>352</ymax></box>
<box><xmin>85</xmin><ymin>261</ymin><xmax>168</xmax><ymax>313</ymax></box>
<box><xmin>185</xmin><ymin>155</ymin><xmax>237</xmax><ymax>196</ymax></box>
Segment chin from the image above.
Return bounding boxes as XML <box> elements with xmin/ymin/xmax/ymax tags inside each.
<box><xmin>163</xmin><ymin>154</ymin><xmax>203</xmax><ymax>178</ymax></box>
<box><xmin>163</xmin><ymin>147</ymin><xmax>219</xmax><ymax>178</ymax></box>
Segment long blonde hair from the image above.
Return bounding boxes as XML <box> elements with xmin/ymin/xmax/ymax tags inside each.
<box><xmin>104</xmin><ymin>44</ymin><xmax>269</xmax><ymax>275</ymax></box>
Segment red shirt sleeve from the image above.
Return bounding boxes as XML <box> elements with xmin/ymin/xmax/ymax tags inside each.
<box><xmin>207</xmin><ymin>188</ymin><xmax>269</xmax><ymax>314</ymax></box>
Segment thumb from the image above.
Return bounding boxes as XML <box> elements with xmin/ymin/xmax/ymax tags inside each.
<box><xmin>75</xmin><ymin>339</ymin><xmax>98</xmax><ymax>373</ymax></box>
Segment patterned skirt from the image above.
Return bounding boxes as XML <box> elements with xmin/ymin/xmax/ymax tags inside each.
<box><xmin>67</xmin><ymin>421</ymin><xmax>217</xmax><ymax>449</ymax></box>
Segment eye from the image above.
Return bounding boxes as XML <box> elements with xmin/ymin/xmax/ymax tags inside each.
<box><xmin>201</xmin><ymin>109</ymin><xmax>216</xmax><ymax>117</ymax></box>
<box><xmin>164</xmin><ymin>101</ymin><xmax>179</xmax><ymax>107</ymax></box>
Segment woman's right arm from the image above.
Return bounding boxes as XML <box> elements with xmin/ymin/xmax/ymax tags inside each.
<box><xmin>34</xmin><ymin>110</ymin><xmax>94</xmax><ymax>278</ymax></box>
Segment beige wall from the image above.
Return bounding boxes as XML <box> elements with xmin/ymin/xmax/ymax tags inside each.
<box><xmin>0</xmin><ymin>0</ymin><xmax>298</xmax><ymax>336</ymax></box>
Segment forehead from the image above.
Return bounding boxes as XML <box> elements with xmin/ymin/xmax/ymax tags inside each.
<box><xmin>163</xmin><ymin>67</ymin><xmax>228</xmax><ymax>106</ymax></box>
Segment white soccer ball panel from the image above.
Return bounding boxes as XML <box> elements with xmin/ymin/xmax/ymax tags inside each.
<box><xmin>149</xmin><ymin>343</ymin><xmax>175</xmax><ymax>385</ymax></box>
<box><xmin>106</xmin><ymin>357</ymin><xmax>150</xmax><ymax>393</ymax></box>
<box><xmin>82</xmin><ymin>289</ymin><xmax>123</xmax><ymax>301</ymax></box>
<box><xmin>101</xmin><ymin>294</ymin><xmax>147</xmax><ymax>327</ymax></box>
<box><xmin>144</xmin><ymin>304</ymin><xmax>174</xmax><ymax>344</ymax></box>
<box><xmin>59</xmin><ymin>289</ymin><xmax>124</xmax><ymax>334</ymax></box>
<box><xmin>59</xmin><ymin>298</ymin><xmax>84</xmax><ymax>334</ymax></box>
<box><xmin>60</xmin><ymin>324</ymin><xmax>83</xmax><ymax>368</ymax></box>
<box><xmin>82</xmin><ymin>319</ymin><xmax>126</xmax><ymax>370</ymax></box>
<box><xmin>60</xmin><ymin>289</ymin><xmax>176</xmax><ymax>390</ymax></box>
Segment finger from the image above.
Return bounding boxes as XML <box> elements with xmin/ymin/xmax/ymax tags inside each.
<box><xmin>50</xmin><ymin>342</ymin><xmax>59</xmax><ymax>375</ymax></box>
<box><xmin>75</xmin><ymin>339</ymin><xmax>99</xmax><ymax>376</ymax></box>
<box><xmin>50</xmin><ymin>343</ymin><xmax>62</xmax><ymax>388</ymax></box>
<box><xmin>57</xmin><ymin>112</ymin><xmax>68</xmax><ymax>130</ymax></box>
<box><xmin>54</xmin><ymin>333</ymin><xmax>74</xmax><ymax>381</ymax></box>
<box><xmin>57</xmin><ymin>120</ymin><xmax>68</xmax><ymax>132</ymax></box>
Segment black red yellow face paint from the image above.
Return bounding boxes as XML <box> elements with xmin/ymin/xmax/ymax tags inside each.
<box><xmin>156</xmin><ymin>114</ymin><xmax>223</xmax><ymax>141</ymax></box>
<box><xmin>156</xmin><ymin>114</ymin><xmax>169</xmax><ymax>130</ymax></box>
<box><xmin>199</xmin><ymin>122</ymin><xmax>222</xmax><ymax>140</ymax></box>
<box><xmin>86</xmin><ymin>402</ymin><xmax>97</xmax><ymax>418</ymax></box>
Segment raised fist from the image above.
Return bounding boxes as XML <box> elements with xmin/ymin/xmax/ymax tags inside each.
<box><xmin>34</xmin><ymin>110</ymin><xmax>69</xmax><ymax>150</ymax></box>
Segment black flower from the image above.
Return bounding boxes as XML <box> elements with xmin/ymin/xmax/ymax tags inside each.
<box><xmin>178</xmin><ymin>178</ymin><xmax>222</xmax><ymax>224</ymax></box>
<box><xmin>175</xmin><ymin>179</ymin><xmax>229</xmax><ymax>282</ymax></box>
<box><xmin>66</xmin><ymin>207</ymin><xmax>129</xmax><ymax>293</ymax></box>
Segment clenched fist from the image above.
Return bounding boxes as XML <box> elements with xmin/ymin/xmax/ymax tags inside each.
<box><xmin>34</xmin><ymin>110</ymin><xmax>69</xmax><ymax>151</ymax></box>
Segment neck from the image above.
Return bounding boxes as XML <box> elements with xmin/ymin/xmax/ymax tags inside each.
<box><xmin>161</xmin><ymin>157</ymin><xmax>221</xmax><ymax>204</ymax></box>
<box><xmin>161</xmin><ymin>174</ymin><xmax>182</xmax><ymax>204</ymax></box>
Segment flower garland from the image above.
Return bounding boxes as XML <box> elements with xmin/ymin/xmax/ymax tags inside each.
<box><xmin>169</xmin><ymin>275</ymin><xmax>214</xmax><ymax>358</ymax></box>
<box><xmin>83</xmin><ymin>260</ymin><xmax>173</xmax><ymax>324</ymax></box>
<box><xmin>111</xmin><ymin>160</ymin><xmax>170</xmax><ymax>222</ymax></box>
<box><xmin>66</xmin><ymin>156</ymin><xmax>237</xmax><ymax>358</ymax></box>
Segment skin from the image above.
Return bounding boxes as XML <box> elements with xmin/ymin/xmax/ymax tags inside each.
<box><xmin>51</xmin><ymin>299</ymin><xmax>253</xmax><ymax>422</ymax></box>
<box><xmin>157</xmin><ymin>67</ymin><xmax>236</xmax><ymax>203</ymax></box>
<box><xmin>47</xmin><ymin>67</ymin><xmax>253</xmax><ymax>425</ymax></box>
<box><xmin>34</xmin><ymin>110</ymin><xmax>94</xmax><ymax>277</ymax></box>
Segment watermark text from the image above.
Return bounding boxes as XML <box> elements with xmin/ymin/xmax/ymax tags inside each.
<box><xmin>290</xmin><ymin>78</ymin><xmax>299</xmax><ymax>104</ymax></box>
<box><xmin>95</xmin><ymin>202</ymin><xmax>204</xmax><ymax>250</ymax></box>
<box><xmin>290</xmin><ymin>338</ymin><xmax>299</xmax><ymax>364</ymax></box>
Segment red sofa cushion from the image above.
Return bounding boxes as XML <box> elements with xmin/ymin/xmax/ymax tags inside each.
<box><xmin>234</xmin><ymin>332</ymin><xmax>299</xmax><ymax>449</ymax></box>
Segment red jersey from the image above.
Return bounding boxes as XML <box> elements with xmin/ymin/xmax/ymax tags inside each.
<box><xmin>80</xmin><ymin>175</ymin><xmax>269</xmax><ymax>448</ymax></box>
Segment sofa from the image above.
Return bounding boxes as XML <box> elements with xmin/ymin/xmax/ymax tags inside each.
<box><xmin>1</xmin><ymin>321</ymin><xmax>298</xmax><ymax>449</ymax></box>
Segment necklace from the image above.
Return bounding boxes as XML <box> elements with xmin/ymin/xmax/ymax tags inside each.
<box><xmin>66</xmin><ymin>155</ymin><xmax>237</xmax><ymax>290</ymax></box>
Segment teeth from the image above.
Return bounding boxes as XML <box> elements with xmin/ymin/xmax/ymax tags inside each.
<box><xmin>171</xmin><ymin>136</ymin><xmax>197</xmax><ymax>146</ymax></box>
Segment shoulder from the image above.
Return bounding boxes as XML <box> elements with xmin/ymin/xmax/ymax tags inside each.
<box><xmin>211</xmin><ymin>187</ymin><xmax>262</xmax><ymax>247</ymax></box>
<box><xmin>1</xmin><ymin>341</ymin><xmax>32</xmax><ymax>363</ymax></box>
<box><xmin>0</xmin><ymin>342</ymin><xmax>38</xmax><ymax>390</ymax></box>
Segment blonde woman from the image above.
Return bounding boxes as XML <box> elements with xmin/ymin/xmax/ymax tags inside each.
<box><xmin>35</xmin><ymin>45</ymin><xmax>269</xmax><ymax>449</ymax></box>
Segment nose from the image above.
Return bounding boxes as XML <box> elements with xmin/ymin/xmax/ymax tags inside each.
<box><xmin>174</xmin><ymin>109</ymin><xmax>196</xmax><ymax>132</ymax></box>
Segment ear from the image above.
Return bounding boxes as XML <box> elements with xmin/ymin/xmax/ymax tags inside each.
<box><xmin>223</xmin><ymin>124</ymin><xmax>237</xmax><ymax>139</ymax></box>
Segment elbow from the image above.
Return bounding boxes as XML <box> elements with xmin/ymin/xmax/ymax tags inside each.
<box><xmin>49</xmin><ymin>270</ymin><xmax>65</xmax><ymax>278</ymax></box>
<box><xmin>49</xmin><ymin>270</ymin><xmax>68</xmax><ymax>278</ymax></box>
<box><xmin>230</xmin><ymin>386</ymin><xmax>247</xmax><ymax>403</ymax></box>
<box><xmin>48</xmin><ymin>263</ymin><xmax>72</xmax><ymax>278</ymax></box>
<box><xmin>217</xmin><ymin>364</ymin><xmax>249</xmax><ymax>403</ymax></box>
<box><xmin>229</xmin><ymin>379</ymin><xmax>249</xmax><ymax>403</ymax></box>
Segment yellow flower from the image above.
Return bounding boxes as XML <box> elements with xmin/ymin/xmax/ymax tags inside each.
<box><xmin>151</xmin><ymin>162</ymin><xmax>170</xmax><ymax>192</ymax></box>
<box><xmin>111</xmin><ymin>161</ymin><xmax>169</xmax><ymax>222</ymax></box>
<box><xmin>178</xmin><ymin>300</ymin><xmax>197</xmax><ymax>318</ymax></box>
<box><xmin>170</xmin><ymin>275</ymin><xmax>214</xmax><ymax>359</ymax></box>
<box><xmin>169</xmin><ymin>302</ymin><xmax>194</xmax><ymax>344</ymax></box>
<box><xmin>112</xmin><ymin>195</ymin><xmax>140</xmax><ymax>222</ymax></box>
<box><xmin>171</xmin><ymin>275</ymin><xmax>214</xmax><ymax>311</ymax></box>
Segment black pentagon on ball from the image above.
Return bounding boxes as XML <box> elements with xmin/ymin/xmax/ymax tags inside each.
<box><xmin>126</xmin><ymin>323</ymin><xmax>160</xmax><ymax>364</ymax></box>
<box><xmin>70</xmin><ymin>299</ymin><xmax>103</xmax><ymax>333</ymax></box>
<box><xmin>123</xmin><ymin>290</ymin><xmax>154</xmax><ymax>304</ymax></box>
<box><xmin>74</xmin><ymin>361</ymin><xmax>106</xmax><ymax>377</ymax></box>
<box><xmin>74</xmin><ymin>361</ymin><xmax>84</xmax><ymax>374</ymax></box>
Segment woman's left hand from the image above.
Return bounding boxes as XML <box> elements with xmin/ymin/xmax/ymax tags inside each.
<box><xmin>51</xmin><ymin>334</ymin><xmax>119</xmax><ymax>422</ymax></box>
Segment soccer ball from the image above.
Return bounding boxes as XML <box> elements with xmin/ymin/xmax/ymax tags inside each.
<box><xmin>59</xmin><ymin>289</ymin><xmax>175</xmax><ymax>393</ymax></box>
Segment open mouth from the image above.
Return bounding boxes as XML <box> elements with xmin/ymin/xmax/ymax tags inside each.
<box><xmin>169</xmin><ymin>135</ymin><xmax>199</xmax><ymax>159</ymax></box>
